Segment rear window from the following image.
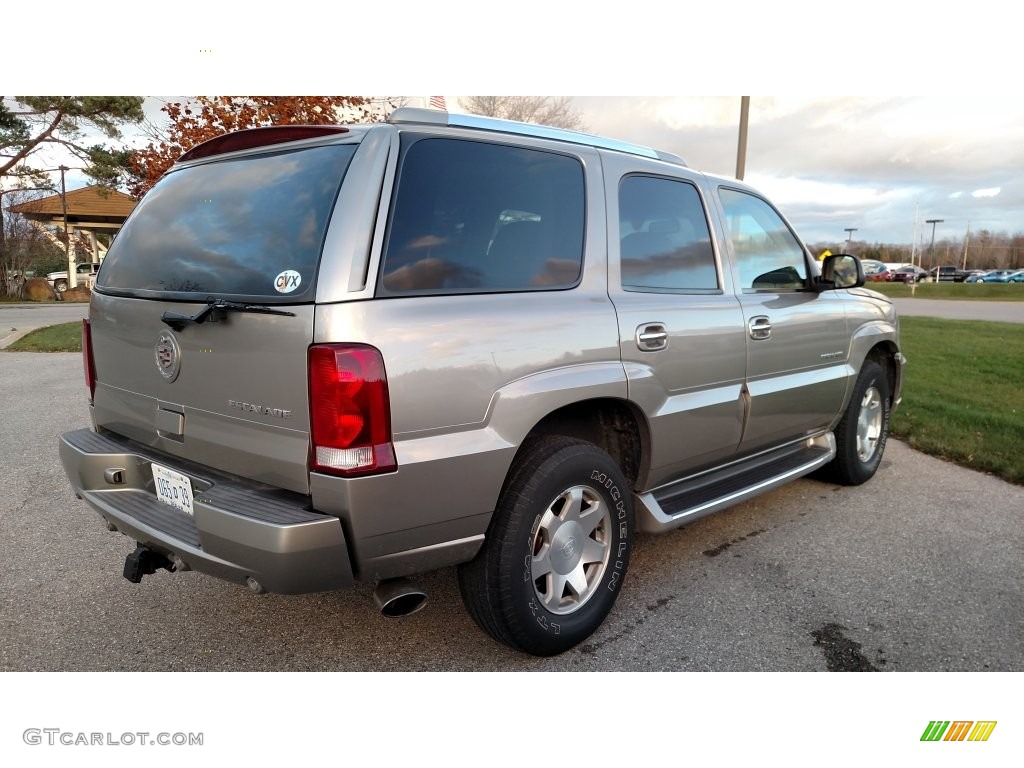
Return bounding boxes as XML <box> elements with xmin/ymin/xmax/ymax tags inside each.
<box><xmin>379</xmin><ymin>138</ymin><xmax>585</xmax><ymax>295</ymax></box>
<box><xmin>97</xmin><ymin>144</ymin><xmax>356</xmax><ymax>300</ymax></box>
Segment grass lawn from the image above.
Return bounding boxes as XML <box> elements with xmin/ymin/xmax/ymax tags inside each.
<box><xmin>869</xmin><ymin>281</ymin><xmax>1024</xmax><ymax>301</ymax></box>
<box><xmin>5</xmin><ymin>321</ymin><xmax>82</xmax><ymax>352</ymax></box>
<box><xmin>892</xmin><ymin>317</ymin><xmax>1024</xmax><ymax>485</ymax></box>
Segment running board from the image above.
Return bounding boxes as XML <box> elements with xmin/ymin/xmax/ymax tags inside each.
<box><xmin>633</xmin><ymin>433</ymin><xmax>836</xmax><ymax>534</ymax></box>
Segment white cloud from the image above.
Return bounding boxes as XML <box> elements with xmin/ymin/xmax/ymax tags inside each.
<box><xmin>972</xmin><ymin>187</ymin><xmax>1001</xmax><ymax>198</ymax></box>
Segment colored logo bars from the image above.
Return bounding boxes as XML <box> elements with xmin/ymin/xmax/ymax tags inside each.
<box><xmin>921</xmin><ymin>721</ymin><xmax>997</xmax><ymax>742</ymax></box>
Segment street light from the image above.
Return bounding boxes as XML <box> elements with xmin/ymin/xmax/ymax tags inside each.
<box><xmin>844</xmin><ymin>228</ymin><xmax>858</xmax><ymax>252</ymax></box>
<box><xmin>925</xmin><ymin>218</ymin><xmax>943</xmax><ymax>273</ymax></box>
<box><xmin>57</xmin><ymin>165</ymin><xmax>76</xmax><ymax>288</ymax></box>
<box><xmin>31</xmin><ymin>165</ymin><xmax>80</xmax><ymax>288</ymax></box>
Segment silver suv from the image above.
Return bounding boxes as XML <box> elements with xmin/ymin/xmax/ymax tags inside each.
<box><xmin>60</xmin><ymin>109</ymin><xmax>904</xmax><ymax>656</ymax></box>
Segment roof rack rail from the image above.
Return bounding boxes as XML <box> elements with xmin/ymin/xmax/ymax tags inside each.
<box><xmin>387</xmin><ymin>107</ymin><xmax>686</xmax><ymax>167</ymax></box>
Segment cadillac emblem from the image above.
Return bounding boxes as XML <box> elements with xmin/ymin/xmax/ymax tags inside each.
<box><xmin>154</xmin><ymin>331</ymin><xmax>181</xmax><ymax>382</ymax></box>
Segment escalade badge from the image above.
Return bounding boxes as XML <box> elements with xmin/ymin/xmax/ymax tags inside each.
<box><xmin>155</xmin><ymin>331</ymin><xmax>182</xmax><ymax>382</ymax></box>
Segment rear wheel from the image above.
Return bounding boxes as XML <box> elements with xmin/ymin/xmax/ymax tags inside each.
<box><xmin>54</xmin><ymin>278</ymin><xmax>68</xmax><ymax>292</ymax></box>
<box><xmin>819</xmin><ymin>360</ymin><xmax>890</xmax><ymax>485</ymax></box>
<box><xmin>458</xmin><ymin>436</ymin><xmax>633</xmax><ymax>656</ymax></box>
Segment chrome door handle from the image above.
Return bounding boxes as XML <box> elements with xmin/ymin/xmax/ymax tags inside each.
<box><xmin>636</xmin><ymin>323</ymin><xmax>668</xmax><ymax>351</ymax></box>
<box><xmin>748</xmin><ymin>316</ymin><xmax>772</xmax><ymax>340</ymax></box>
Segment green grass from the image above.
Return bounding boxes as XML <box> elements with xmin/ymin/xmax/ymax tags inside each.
<box><xmin>891</xmin><ymin>317</ymin><xmax>1024</xmax><ymax>484</ymax></box>
<box><xmin>869</xmin><ymin>281</ymin><xmax>1024</xmax><ymax>300</ymax></box>
<box><xmin>6</xmin><ymin>321</ymin><xmax>82</xmax><ymax>352</ymax></box>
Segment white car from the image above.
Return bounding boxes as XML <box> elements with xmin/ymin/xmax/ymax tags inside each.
<box><xmin>46</xmin><ymin>262</ymin><xmax>100</xmax><ymax>292</ymax></box>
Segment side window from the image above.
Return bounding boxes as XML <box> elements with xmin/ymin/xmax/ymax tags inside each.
<box><xmin>718</xmin><ymin>188</ymin><xmax>808</xmax><ymax>292</ymax></box>
<box><xmin>380</xmin><ymin>138</ymin><xmax>585</xmax><ymax>295</ymax></box>
<box><xmin>618</xmin><ymin>176</ymin><xmax>718</xmax><ymax>292</ymax></box>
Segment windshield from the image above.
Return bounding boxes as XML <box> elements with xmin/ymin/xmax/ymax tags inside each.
<box><xmin>97</xmin><ymin>144</ymin><xmax>357</xmax><ymax>301</ymax></box>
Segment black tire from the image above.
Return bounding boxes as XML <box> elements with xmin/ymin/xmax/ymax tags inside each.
<box><xmin>54</xmin><ymin>278</ymin><xmax>68</xmax><ymax>293</ymax></box>
<box><xmin>458</xmin><ymin>436</ymin><xmax>633</xmax><ymax>656</ymax></box>
<box><xmin>819</xmin><ymin>360</ymin><xmax>890</xmax><ymax>485</ymax></box>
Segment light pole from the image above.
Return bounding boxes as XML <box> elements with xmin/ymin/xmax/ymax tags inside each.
<box><xmin>57</xmin><ymin>165</ymin><xmax>76</xmax><ymax>288</ymax></box>
<box><xmin>925</xmin><ymin>218</ymin><xmax>943</xmax><ymax>275</ymax></box>
<box><xmin>844</xmin><ymin>228</ymin><xmax>858</xmax><ymax>252</ymax></box>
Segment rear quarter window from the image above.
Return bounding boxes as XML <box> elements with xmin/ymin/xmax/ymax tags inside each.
<box><xmin>96</xmin><ymin>144</ymin><xmax>356</xmax><ymax>300</ymax></box>
<box><xmin>379</xmin><ymin>138</ymin><xmax>585</xmax><ymax>295</ymax></box>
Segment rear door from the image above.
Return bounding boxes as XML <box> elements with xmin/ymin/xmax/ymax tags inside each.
<box><xmin>604</xmin><ymin>155</ymin><xmax>747</xmax><ymax>488</ymax></box>
<box><xmin>90</xmin><ymin>139</ymin><xmax>362</xmax><ymax>494</ymax></box>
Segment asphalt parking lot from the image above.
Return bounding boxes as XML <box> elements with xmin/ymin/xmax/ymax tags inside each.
<box><xmin>1</xmin><ymin>351</ymin><xmax>1021</xmax><ymax>671</ymax></box>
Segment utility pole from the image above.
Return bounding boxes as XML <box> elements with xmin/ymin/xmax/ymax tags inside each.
<box><xmin>735</xmin><ymin>96</ymin><xmax>750</xmax><ymax>180</ymax></box>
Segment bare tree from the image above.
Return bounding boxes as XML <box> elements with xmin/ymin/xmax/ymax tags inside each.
<box><xmin>1</xmin><ymin>188</ymin><xmax>64</xmax><ymax>297</ymax></box>
<box><xmin>461</xmin><ymin>96</ymin><xmax>585</xmax><ymax>131</ymax></box>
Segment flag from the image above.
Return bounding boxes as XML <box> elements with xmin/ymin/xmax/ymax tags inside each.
<box><xmin>428</xmin><ymin>96</ymin><xmax>447</xmax><ymax>110</ymax></box>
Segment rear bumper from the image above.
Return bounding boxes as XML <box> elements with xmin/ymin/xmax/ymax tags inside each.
<box><xmin>59</xmin><ymin>428</ymin><xmax>354</xmax><ymax>594</ymax></box>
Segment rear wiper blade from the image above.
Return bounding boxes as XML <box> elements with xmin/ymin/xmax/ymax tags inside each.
<box><xmin>161</xmin><ymin>299</ymin><xmax>295</xmax><ymax>331</ymax></box>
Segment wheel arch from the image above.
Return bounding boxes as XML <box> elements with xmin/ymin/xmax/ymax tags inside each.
<box><xmin>515</xmin><ymin>397</ymin><xmax>651</xmax><ymax>493</ymax></box>
<box><xmin>846</xmin><ymin>320</ymin><xmax>902</xmax><ymax>409</ymax></box>
<box><xmin>864</xmin><ymin>340</ymin><xmax>901</xmax><ymax>403</ymax></box>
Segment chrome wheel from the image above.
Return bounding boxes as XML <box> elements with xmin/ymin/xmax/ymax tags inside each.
<box><xmin>530</xmin><ymin>484</ymin><xmax>611</xmax><ymax>615</ymax></box>
<box><xmin>459</xmin><ymin>436</ymin><xmax>633</xmax><ymax>655</ymax></box>
<box><xmin>856</xmin><ymin>385</ymin><xmax>883</xmax><ymax>463</ymax></box>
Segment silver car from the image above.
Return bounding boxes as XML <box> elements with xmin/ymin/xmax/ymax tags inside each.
<box><xmin>60</xmin><ymin>109</ymin><xmax>904</xmax><ymax>656</ymax></box>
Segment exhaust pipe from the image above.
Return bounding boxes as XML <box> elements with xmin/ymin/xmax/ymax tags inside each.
<box><xmin>373</xmin><ymin>578</ymin><xmax>428</xmax><ymax>618</ymax></box>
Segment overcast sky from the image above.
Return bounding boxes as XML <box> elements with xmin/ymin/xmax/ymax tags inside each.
<box><xmin>565</xmin><ymin>96</ymin><xmax>1024</xmax><ymax>246</ymax></box>
<box><xmin>28</xmin><ymin>94</ymin><xmax>1021</xmax><ymax>252</ymax></box>
<box><xmin>8</xmin><ymin>3</ymin><xmax>1021</xmax><ymax>250</ymax></box>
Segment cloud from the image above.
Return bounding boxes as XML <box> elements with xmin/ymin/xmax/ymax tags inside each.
<box><xmin>568</xmin><ymin>96</ymin><xmax>1024</xmax><ymax>243</ymax></box>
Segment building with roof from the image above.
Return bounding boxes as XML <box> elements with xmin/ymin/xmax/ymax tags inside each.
<box><xmin>8</xmin><ymin>185</ymin><xmax>137</xmax><ymax>288</ymax></box>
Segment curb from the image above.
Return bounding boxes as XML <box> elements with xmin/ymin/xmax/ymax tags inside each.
<box><xmin>0</xmin><ymin>325</ymin><xmax>43</xmax><ymax>350</ymax></box>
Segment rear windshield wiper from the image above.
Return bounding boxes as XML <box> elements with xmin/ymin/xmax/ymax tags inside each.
<box><xmin>161</xmin><ymin>299</ymin><xmax>296</xmax><ymax>331</ymax></box>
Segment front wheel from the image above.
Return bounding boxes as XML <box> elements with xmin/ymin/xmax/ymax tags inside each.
<box><xmin>819</xmin><ymin>360</ymin><xmax>891</xmax><ymax>485</ymax></box>
<box><xmin>458</xmin><ymin>436</ymin><xmax>633</xmax><ymax>656</ymax></box>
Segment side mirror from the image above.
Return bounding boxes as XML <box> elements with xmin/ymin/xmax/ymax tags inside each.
<box><xmin>817</xmin><ymin>254</ymin><xmax>864</xmax><ymax>290</ymax></box>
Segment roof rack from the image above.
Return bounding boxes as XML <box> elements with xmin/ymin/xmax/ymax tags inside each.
<box><xmin>387</xmin><ymin>107</ymin><xmax>686</xmax><ymax>167</ymax></box>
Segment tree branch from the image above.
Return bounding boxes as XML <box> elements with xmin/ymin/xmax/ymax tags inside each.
<box><xmin>0</xmin><ymin>110</ymin><xmax>64</xmax><ymax>177</ymax></box>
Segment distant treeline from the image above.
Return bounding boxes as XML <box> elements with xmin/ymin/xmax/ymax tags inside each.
<box><xmin>811</xmin><ymin>230</ymin><xmax>1024</xmax><ymax>269</ymax></box>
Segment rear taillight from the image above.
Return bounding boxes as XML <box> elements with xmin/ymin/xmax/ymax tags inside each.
<box><xmin>309</xmin><ymin>344</ymin><xmax>396</xmax><ymax>477</ymax></box>
<box><xmin>82</xmin><ymin>319</ymin><xmax>96</xmax><ymax>402</ymax></box>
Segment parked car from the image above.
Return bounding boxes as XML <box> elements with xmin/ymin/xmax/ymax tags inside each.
<box><xmin>928</xmin><ymin>265</ymin><xmax>969</xmax><ymax>282</ymax></box>
<box><xmin>888</xmin><ymin>265</ymin><xmax>928</xmax><ymax>283</ymax></box>
<box><xmin>975</xmin><ymin>269</ymin><xmax>1018</xmax><ymax>283</ymax></box>
<box><xmin>861</xmin><ymin>259</ymin><xmax>890</xmax><ymax>282</ymax></box>
<box><xmin>964</xmin><ymin>270</ymin><xmax>990</xmax><ymax>283</ymax></box>
<box><xmin>46</xmin><ymin>262</ymin><xmax>100</xmax><ymax>292</ymax></box>
<box><xmin>1008</xmin><ymin>270</ymin><xmax>1024</xmax><ymax>283</ymax></box>
<box><xmin>59</xmin><ymin>109</ymin><xmax>905</xmax><ymax>656</ymax></box>
<box><xmin>4</xmin><ymin>269</ymin><xmax>34</xmax><ymax>293</ymax></box>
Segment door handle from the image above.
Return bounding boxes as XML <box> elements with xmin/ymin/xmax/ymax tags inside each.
<box><xmin>636</xmin><ymin>323</ymin><xmax>668</xmax><ymax>351</ymax></box>
<box><xmin>748</xmin><ymin>316</ymin><xmax>772</xmax><ymax>340</ymax></box>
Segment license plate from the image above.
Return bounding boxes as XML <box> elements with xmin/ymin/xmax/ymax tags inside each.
<box><xmin>151</xmin><ymin>463</ymin><xmax>194</xmax><ymax>516</ymax></box>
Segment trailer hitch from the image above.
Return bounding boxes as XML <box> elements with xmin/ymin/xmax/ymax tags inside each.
<box><xmin>123</xmin><ymin>545</ymin><xmax>176</xmax><ymax>583</ymax></box>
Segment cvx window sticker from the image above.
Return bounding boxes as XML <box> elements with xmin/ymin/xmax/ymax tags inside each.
<box><xmin>274</xmin><ymin>270</ymin><xmax>302</xmax><ymax>294</ymax></box>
